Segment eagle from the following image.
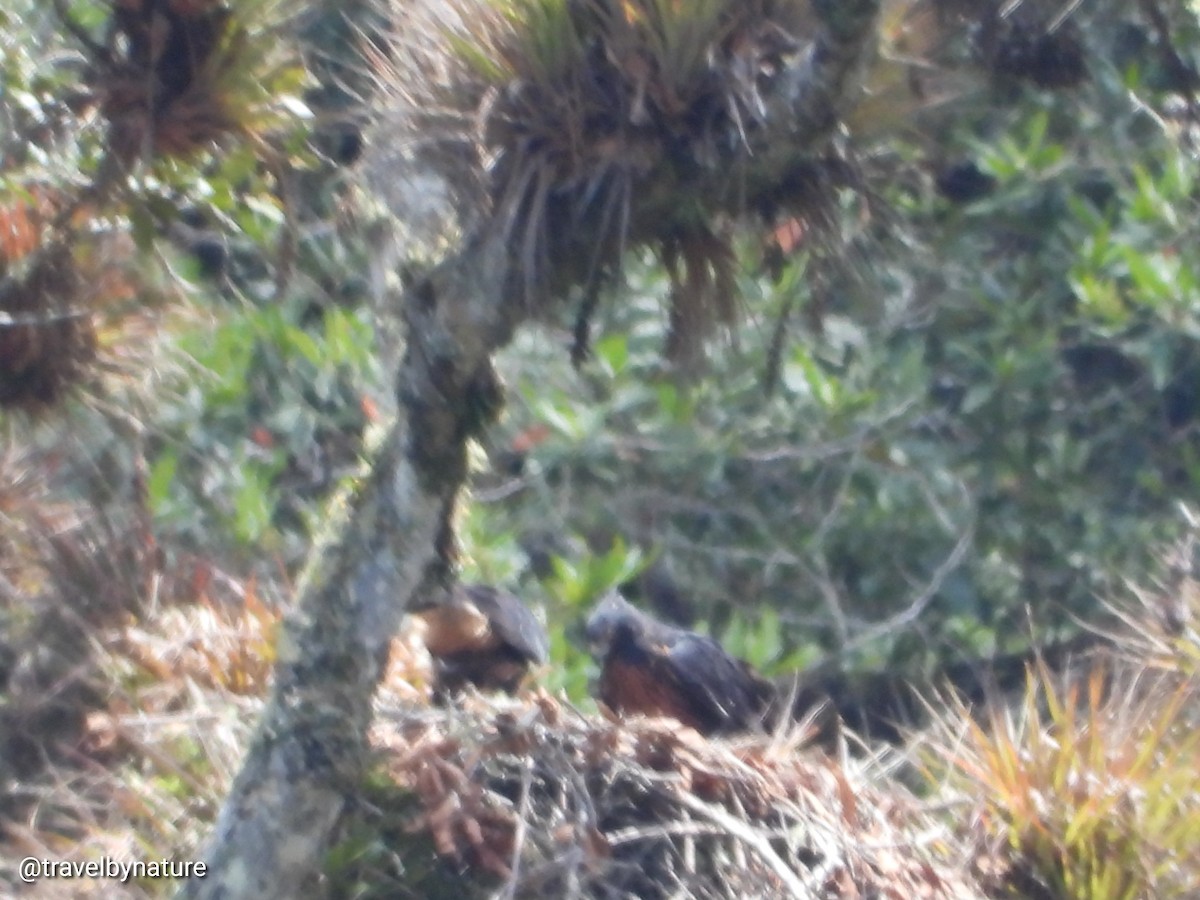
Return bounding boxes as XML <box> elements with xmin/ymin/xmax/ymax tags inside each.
<box><xmin>411</xmin><ymin>583</ymin><xmax>549</xmax><ymax>697</ymax></box>
<box><xmin>584</xmin><ymin>593</ymin><xmax>775</xmax><ymax>736</ymax></box>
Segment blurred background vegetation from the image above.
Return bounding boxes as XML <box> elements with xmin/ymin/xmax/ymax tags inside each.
<box><xmin>461</xmin><ymin>2</ymin><xmax>1200</xmax><ymax>692</ymax></box>
<box><xmin>3</xmin><ymin>1</ymin><xmax>1200</xmax><ymax>895</ymax></box>
<box><xmin>1</xmin><ymin>0</ymin><xmax>1199</xmax><ymax>731</ymax></box>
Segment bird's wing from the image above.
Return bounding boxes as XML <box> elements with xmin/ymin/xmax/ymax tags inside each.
<box><xmin>462</xmin><ymin>584</ymin><xmax>550</xmax><ymax>664</ymax></box>
<box><xmin>664</xmin><ymin>635</ymin><xmax>771</xmax><ymax>733</ymax></box>
<box><xmin>600</xmin><ymin>651</ymin><xmax>709</xmax><ymax>731</ymax></box>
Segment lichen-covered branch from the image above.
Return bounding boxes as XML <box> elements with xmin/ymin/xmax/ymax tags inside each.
<box><xmin>179</xmin><ymin>227</ymin><xmax>520</xmax><ymax>898</ymax></box>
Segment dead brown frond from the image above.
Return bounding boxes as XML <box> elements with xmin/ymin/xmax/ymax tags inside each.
<box><xmin>661</xmin><ymin>225</ymin><xmax>739</xmax><ymax>368</ymax></box>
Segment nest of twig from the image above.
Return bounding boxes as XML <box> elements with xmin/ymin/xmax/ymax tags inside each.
<box><xmin>367</xmin><ymin>691</ymin><xmax>985</xmax><ymax>898</ymax></box>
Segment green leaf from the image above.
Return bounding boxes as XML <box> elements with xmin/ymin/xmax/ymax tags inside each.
<box><xmin>232</xmin><ymin>464</ymin><xmax>277</xmax><ymax>545</ymax></box>
<box><xmin>595</xmin><ymin>334</ymin><xmax>629</xmax><ymax>375</ymax></box>
<box><xmin>147</xmin><ymin>450</ymin><xmax>179</xmax><ymax>515</ymax></box>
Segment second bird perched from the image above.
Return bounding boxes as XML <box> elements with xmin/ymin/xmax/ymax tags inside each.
<box><xmin>584</xmin><ymin>592</ymin><xmax>776</xmax><ymax>736</ymax></box>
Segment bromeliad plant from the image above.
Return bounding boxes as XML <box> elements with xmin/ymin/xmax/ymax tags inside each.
<box><xmin>382</xmin><ymin>0</ymin><xmax>1072</xmax><ymax>374</ymax></box>
<box><xmin>386</xmin><ymin>0</ymin><xmax>850</xmax><ymax>368</ymax></box>
<box><xmin>83</xmin><ymin>0</ymin><xmax>308</xmax><ymax>165</ymax></box>
<box><xmin>927</xmin><ymin>658</ymin><xmax>1200</xmax><ymax>900</ymax></box>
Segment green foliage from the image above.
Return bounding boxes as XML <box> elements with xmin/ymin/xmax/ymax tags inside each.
<box><xmin>542</xmin><ymin>540</ymin><xmax>648</xmax><ymax>697</ymax></box>
<box><xmin>543</xmin><ymin>538</ymin><xmax>648</xmax><ymax>608</ymax></box>
<box><xmin>541</xmin><ymin>620</ymin><xmax>594</xmax><ymax>701</ymax></box>
<box><xmin>719</xmin><ymin>607</ymin><xmax>820</xmax><ymax>675</ymax></box>
<box><xmin>454</xmin><ymin>2</ymin><xmax>1200</xmax><ymax>679</ymax></box>
<box><xmin>149</xmin><ymin>299</ymin><xmax>378</xmax><ymax>563</ymax></box>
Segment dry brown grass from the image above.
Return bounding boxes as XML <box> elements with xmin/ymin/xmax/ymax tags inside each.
<box><xmin>1</xmin><ymin>561</ymin><xmax>272</xmax><ymax>898</ymax></box>
<box><xmin>0</xmin><ymin>437</ymin><xmax>276</xmax><ymax>897</ymax></box>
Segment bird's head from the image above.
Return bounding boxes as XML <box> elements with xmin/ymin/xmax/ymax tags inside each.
<box><xmin>584</xmin><ymin>591</ymin><xmax>645</xmax><ymax>655</ymax></box>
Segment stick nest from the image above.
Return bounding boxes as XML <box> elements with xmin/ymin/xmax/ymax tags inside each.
<box><xmin>369</xmin><ymin>690</ymin><xmax>985</xmax><ymax>898</ymax></box>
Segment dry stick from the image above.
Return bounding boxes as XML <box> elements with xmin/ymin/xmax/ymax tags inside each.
<box><xmin>497</xmin><ymin>758</ymin><xmax>534</xmax><ymax>899</ymax></box>
<box><xmin>672</xmin><ymin>789</ymin><xmax>815</xmax><ymax>898</ymax></box>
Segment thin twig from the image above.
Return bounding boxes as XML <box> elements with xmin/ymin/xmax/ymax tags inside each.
<box><xmin>672</xmin><ymin>789</ymin><xmax>815</xmax><ymax>898</ymax></box>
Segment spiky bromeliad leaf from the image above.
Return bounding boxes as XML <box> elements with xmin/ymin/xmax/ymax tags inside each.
<box><xmin>413</xmin><ymin>0</ymin><xmax>860</xmax><ymax>367</ymax></box>
<box><xmin>634</xmin><ymin>0</ymin><xmax>730</xmax><ymax>101</ymax></box>
<box><xmin>453</xmin><ymin>0</ymin><xmax>589</xmax><ymax>89</ymax></box>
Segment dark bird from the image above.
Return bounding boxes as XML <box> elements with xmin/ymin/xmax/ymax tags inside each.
<box><xmin>584</xmin><ymin>593</ymin><xmax>775</xmax><ymax>736</ymax></box>
<box><xmin>412</xmin><ymin>583</ymin><xmax>549</xmax><ymax>697</ymax></box>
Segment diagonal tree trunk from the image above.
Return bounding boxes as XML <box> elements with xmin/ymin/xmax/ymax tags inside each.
<box><xmin>181</xmin><ymin>1</ymin><xmax>881</xmax><ymax>896</ymax></box>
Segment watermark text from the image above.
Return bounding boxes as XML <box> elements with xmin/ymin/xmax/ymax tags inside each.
<box><xmin>18</xmin><ymin>856</ymin><xmax>206</xmax><ymax>884</ymax></box>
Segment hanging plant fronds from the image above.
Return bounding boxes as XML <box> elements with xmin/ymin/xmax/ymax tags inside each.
<box><xmin>379</xmin><ymin>0</ymin><xmax>1018</xmax><ymax>371</ymax></box>
<box><xmin>388</xmin><ymin>0</ymin><xmax>825</xmax><ymax>364</ymax></box>
<box><xmin>661</xmin><ymin>224</ymin><xmax>740</xmax><ymax>367</ymax></box>
<box><xmin>376</xmin><ymin>0</ymin><xmax>1088</xmax><ymax>371</ymax></box>
<box><xmin>83</xmin><ymin>0</ymin><xmax>307</xmax><ymax>165</ymax></box>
